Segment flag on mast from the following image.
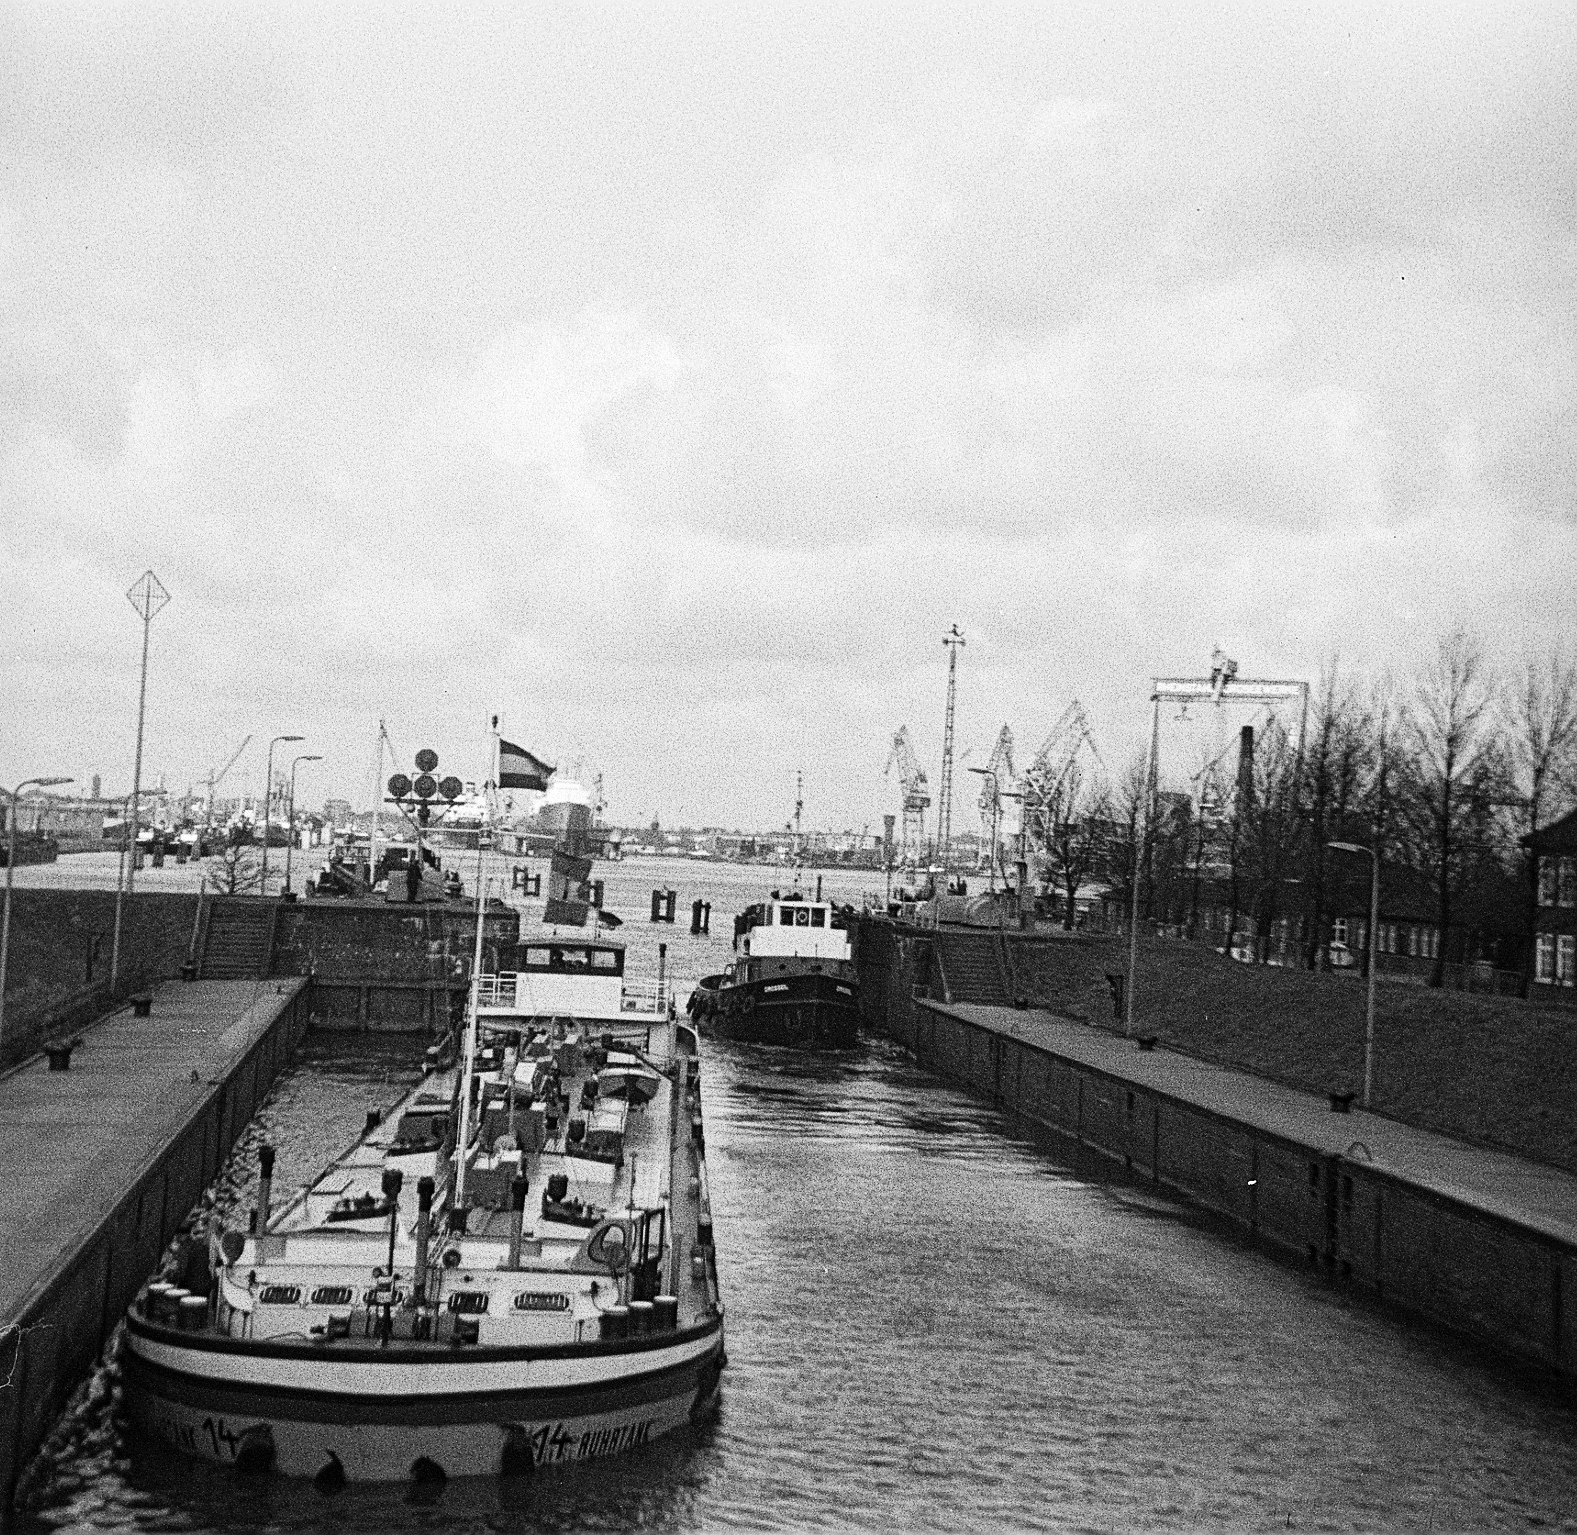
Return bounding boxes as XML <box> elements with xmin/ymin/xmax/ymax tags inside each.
<box><xmin>498</xmin><ymin>739</ymin><xmax>554</xmax><ymax>791</ymax></box>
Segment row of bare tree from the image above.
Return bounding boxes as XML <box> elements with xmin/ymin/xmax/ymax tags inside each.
<box><xmin>1028</xmin><ymin>633</ymin><xmax>1577</xmax><ymax>989</ymax></box>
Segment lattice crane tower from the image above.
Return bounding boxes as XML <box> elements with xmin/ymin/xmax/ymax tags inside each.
<box><xmin>936</xmin><ymin>624</ymin><xmax>965</xmax><ymax>866</ymax></box>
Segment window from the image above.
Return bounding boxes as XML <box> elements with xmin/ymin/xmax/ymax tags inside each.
<box><xmin>1560</xmin><ymin>935</ymin><xmax>1576</xmax><ymax>987</ymax></box>
<box><xmin>448</xmin><ymin>1291</ymin><xmax>490</xmax><ymax>1314</ymax></box>
<box><xmin>259</xmin><ymin>1285</ymin><xmax>301</xmax><ymax>1305</ymax></box>
<box><xmin>1539</xmin><ymin>858</ymin><xmax>1557</xmax><ymax>906</ymax></box>
<box><xmin>524</xmin><ymin>947</ymin><xmax>552</xmax><ymax>967</ymax></box>
<box><xmin>810</xmin><ymin>908</ymin><xmax>826</xmax><ymax>928</ymax></box>
<box><xmin>1561</xmin><ymin>858</ymin><xmax>1577</xmax><ymax>909</ymax></box>
<box><xmin>1537</xmin><ymin>934</ymin><xmax>1556</xmax><ymax>983</ymax></box>
<box><xmin>780</xmin><ymin>907</ymin><xmax>795</xmax><ymax>925</ymax></box>
<box><xmin>1353</xmin><ymin>920</ymin><xmax>1367</xmax><ymax>955</ymax></box>
<box><xmin>795</xmin><ymin>908</ymin><xmax>811</xmax><ymax>926</ymax></box>
<box><xmin>1333</xmin><ymin>917</ymin><xmax>1349</xmax><ymax>946</ymax></box>
<box><xmin>310</xmin><ymin>1286</ymin><xmax>353</xmax><ymax>1306</ymax></box>
<box><xmin>1407</xmin><ymin>926</ymin><xmax>1418</xmax><ymax>958</ymax></box>
<box><xmin>592</xmin><ymin>951</ymin><xmax>618</xmax><ymax>969</ymax></box>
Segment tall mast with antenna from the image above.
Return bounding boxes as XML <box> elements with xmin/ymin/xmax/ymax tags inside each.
<box><xmin>936</xmin><ymin>625</ymin><xmax>965</xmax><ymax>868</ymax></box>
<box><xmin>794</xmin><ymin>769</ymin><xmax>803</xmax><ymax>857</ymax></box>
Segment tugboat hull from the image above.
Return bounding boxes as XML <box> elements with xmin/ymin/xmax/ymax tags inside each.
<box><xmin>123</xmin><ymin>1318</ymin><xmax>724</xmax><ymax>1480</ymax></box>
<box><xmin>701</xmin><ymin>970</ymin><xmax>859</xmax><ymax>1049</ymax></box>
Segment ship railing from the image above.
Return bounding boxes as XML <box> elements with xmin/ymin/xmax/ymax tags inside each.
<box><xmin>476</xmin><ymin>974</ymin><xmax>517</xmax><ymax>1007</ymax></box>
<box><xmin>620</xmin><ymin>978</ymin><xmax>672</xmax><ymax>1017</ymax></box>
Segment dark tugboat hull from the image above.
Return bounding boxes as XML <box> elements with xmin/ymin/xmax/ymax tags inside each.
<box><xmin>699</xmin><ymin>970</ymin><xmax>859</xmax><ymax>1049</ymax></box>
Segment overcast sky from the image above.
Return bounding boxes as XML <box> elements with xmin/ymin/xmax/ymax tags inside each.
<box><xmin>3</xmin><ymin>2</ymin><xmax>1573</xmax><ymax>831</ymax></box>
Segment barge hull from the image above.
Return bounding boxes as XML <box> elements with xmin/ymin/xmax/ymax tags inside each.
<box><xmin>123</xmin><ymin>1329</ymin><xmax>723</xmax><ymax>1479</ymax></box>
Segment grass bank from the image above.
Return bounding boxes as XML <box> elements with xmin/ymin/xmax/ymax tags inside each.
<box><xmin>1006</xmin><ymin>931</ymin><xmax>1577</xmax><ymax>1176</ymax></box>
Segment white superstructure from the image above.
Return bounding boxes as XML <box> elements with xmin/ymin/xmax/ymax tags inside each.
<box><xmin>741</xmin><ymin>900</ymin><xmax>851</xmax><ymax>963</ymax></box>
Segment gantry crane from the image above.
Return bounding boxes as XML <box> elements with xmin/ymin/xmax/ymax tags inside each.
<box><xmin>883</xmin><ymin>726</ymin><xmax>931</xmax><ymax>868</ymax></box>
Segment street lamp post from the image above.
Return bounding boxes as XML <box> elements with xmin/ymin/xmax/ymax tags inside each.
<box><xmin>1</xmin><ymin>775</ymin><xmax>74</xmax><ymax>1054</ymax></box>
<box><xmin>285</xmin><ymin>755</ymin><xmax>322</xmax><ymax>895</ymax></box>
<box><xmin>123</xmin><ymin>571</ymin><xmax>170</xmax><ymax>903</ymax></box>
<box><xmin>260</xmin><ymin>735</ymin><xmax>304</xmax><ymax>896</ymax></box>
<box><xmin>1329</xmin><ymin>839</ymin><xmax>1381</xmax><ymax>1108</ymax></box>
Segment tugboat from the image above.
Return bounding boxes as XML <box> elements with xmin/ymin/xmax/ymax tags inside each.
<box><xmin>688</xmin><ymin>891</ymin><xmax>859</xmax><ymax>1048</ymax></box>
<box><xmin>121</xmin><ymin>928</ymin><xmax>724</xmax><ymax>1482</ymax></box>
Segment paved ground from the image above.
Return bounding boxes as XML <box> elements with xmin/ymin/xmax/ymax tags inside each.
<box><xmin>0</xmin><ymin>976</ymin><xmax>306</xmax><ymax>1326</ymax></box>
<box><xmin>949</xmin><ymin>1002</ymin><xmax>1577</xmax><ymax>1247</ymax></box>
<box><xmin>4</xmin><ymin>849</ymin><xmax>328</xmax><ymax>895</ymax></box>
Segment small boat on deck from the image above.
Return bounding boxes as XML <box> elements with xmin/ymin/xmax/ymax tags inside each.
<box><xmin>122</xmin><ymin>932</ymin><xmax>724</xmax><ymax>1484</ymax></box>
<box><xmin>688</xmin><ymin>891</ymin><xmax>859</xmax><ymax>1049</ymax></box>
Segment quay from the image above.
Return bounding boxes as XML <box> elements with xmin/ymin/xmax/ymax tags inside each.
<box><xmin>881</xmin><ymin>988</ymin><xmax>1577</xmax><ymax>1382</ymax></box>
<box><xmin>0</xmin><ymin>974</ymin><xmax>310</xmax><ymax>1519</ymax></box>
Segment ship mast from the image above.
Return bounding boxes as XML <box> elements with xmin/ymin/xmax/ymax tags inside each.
<box><xmin>452</xmin><ymin>719</ymin><xmax>498</xmax><ymax>1209</ymax></box>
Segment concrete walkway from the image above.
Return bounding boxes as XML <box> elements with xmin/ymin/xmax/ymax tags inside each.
<box><xmin>0</xmin><ymin>975</ymin><xmax>306</xmax><ymax>1328</ymax></box>
<box><xmin>949</xmin><ymin>1002</ymin><xmax>1577</xmax><ymax>1249</ymax></box>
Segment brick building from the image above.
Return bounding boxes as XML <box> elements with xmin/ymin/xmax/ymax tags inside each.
<box><xmin>1526</xmin><ymin>807</ymin><xmax>1577</xmax><ymax>1002</ymax></box>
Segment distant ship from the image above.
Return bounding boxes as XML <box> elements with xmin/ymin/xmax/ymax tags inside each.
<box><xmin>688</xmin><ymin>891</ymin><xmax>859</xmax><ymax>1049</ymax></box>
<box><xmin>501</xmin><ymin>771</ymin><xmax>620</xmax><ymax>860</ymax></box>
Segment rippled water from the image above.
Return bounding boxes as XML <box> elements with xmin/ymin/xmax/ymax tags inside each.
<box><xmin>17</xmin><ymin>859</ymin><xmax>1577</xmax><ymax>1532</ymax></box>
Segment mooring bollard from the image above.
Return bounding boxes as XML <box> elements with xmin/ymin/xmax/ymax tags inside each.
<box><xmin>690</xmin><ymin>898</ymin><xmax>703</xmax><ymax>935</ymax></box>
<box><xmin>132</xmin><ymin>993</ymin><xmax>153</xmax><ymax>1017</ymax></box>
<box><xmin>46</xmin><ymin>1038</ymin><xmax>80</xmax><ymax>1072</ymax></box>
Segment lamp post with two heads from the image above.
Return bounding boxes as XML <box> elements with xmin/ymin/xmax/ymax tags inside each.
<box><xmin>285</xmin><ymin>755</ymin><xmax>322</xmax><ymax>895</ymax></box>
<box><xmin>260</xmin><ymin>735</ymin><xmax>304</xmax><ymax>895</ymax></box>
<box><xmin>1</xmin><ymin>775</ymin><xmax>74</xmax><ymax>1054</ymax></box>
<box><xmin>1328</xmin><ymin>839</ymin><xmax>1381</xmax><ymax>1108</ymax></box>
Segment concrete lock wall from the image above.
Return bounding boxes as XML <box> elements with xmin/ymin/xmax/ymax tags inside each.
<box><xmin>270</xmin><ymin>900</ymin><xmax>518</xmax><ymax>1033</ymax></box>
<box><xmin>900</xmin><ymin>998</ymin><xmax>1576</xmax><ymax>1384</ymax></box>
<box><xmin>0</xmin><ymin>981</ymin><xmax>311</xmax><ymax>1515</ymax></box>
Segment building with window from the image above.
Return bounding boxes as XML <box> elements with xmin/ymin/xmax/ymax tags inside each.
<box><xmin>1526</xmin><ymin>807</ymin><xmax>1577</xmax><ymax>1003</ymax></box>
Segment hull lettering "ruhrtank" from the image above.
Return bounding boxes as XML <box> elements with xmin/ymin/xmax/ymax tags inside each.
<box><xmin>526</xmin><ymin>1417</ymin><xmax>655</xmax><ymax>1464</ymax></box>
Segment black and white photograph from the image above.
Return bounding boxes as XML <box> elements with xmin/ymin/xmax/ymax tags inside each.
<box><xmin>2</xmin><ymin>3</ymin><xmax>1576</xmax><ymax>1530</ymax></box>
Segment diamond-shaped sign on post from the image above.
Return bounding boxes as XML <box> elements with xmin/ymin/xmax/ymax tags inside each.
<box><xmin>126</xmin><ymin>569</ymin><xmax>171</xmax><ymax>622</ymax></box>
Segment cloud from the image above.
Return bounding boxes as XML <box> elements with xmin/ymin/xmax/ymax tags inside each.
<box><xmin>0</xmin><ymin>4</ymin><xmax>1574</xmax><ymax>827</ymax></box>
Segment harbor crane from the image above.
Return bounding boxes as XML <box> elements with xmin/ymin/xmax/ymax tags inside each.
<box><xmin>973</xmin><ymin>725</ymin><xmax>1016</xmax><ymax>875</ymax></box>
<box><xmin>204</xmin><ymin>734</ymin><xmax>252</xmax><ymax>836</ymax></box>
<box><xmin>1019</xmin><ymin>701</ymin><xmax>1102</xmax><ymax>847</ymax></box>
<box><xmin>883</xmin><ymin>726</ymin><xmax>931</xmax><ymax>868</ymax></box>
